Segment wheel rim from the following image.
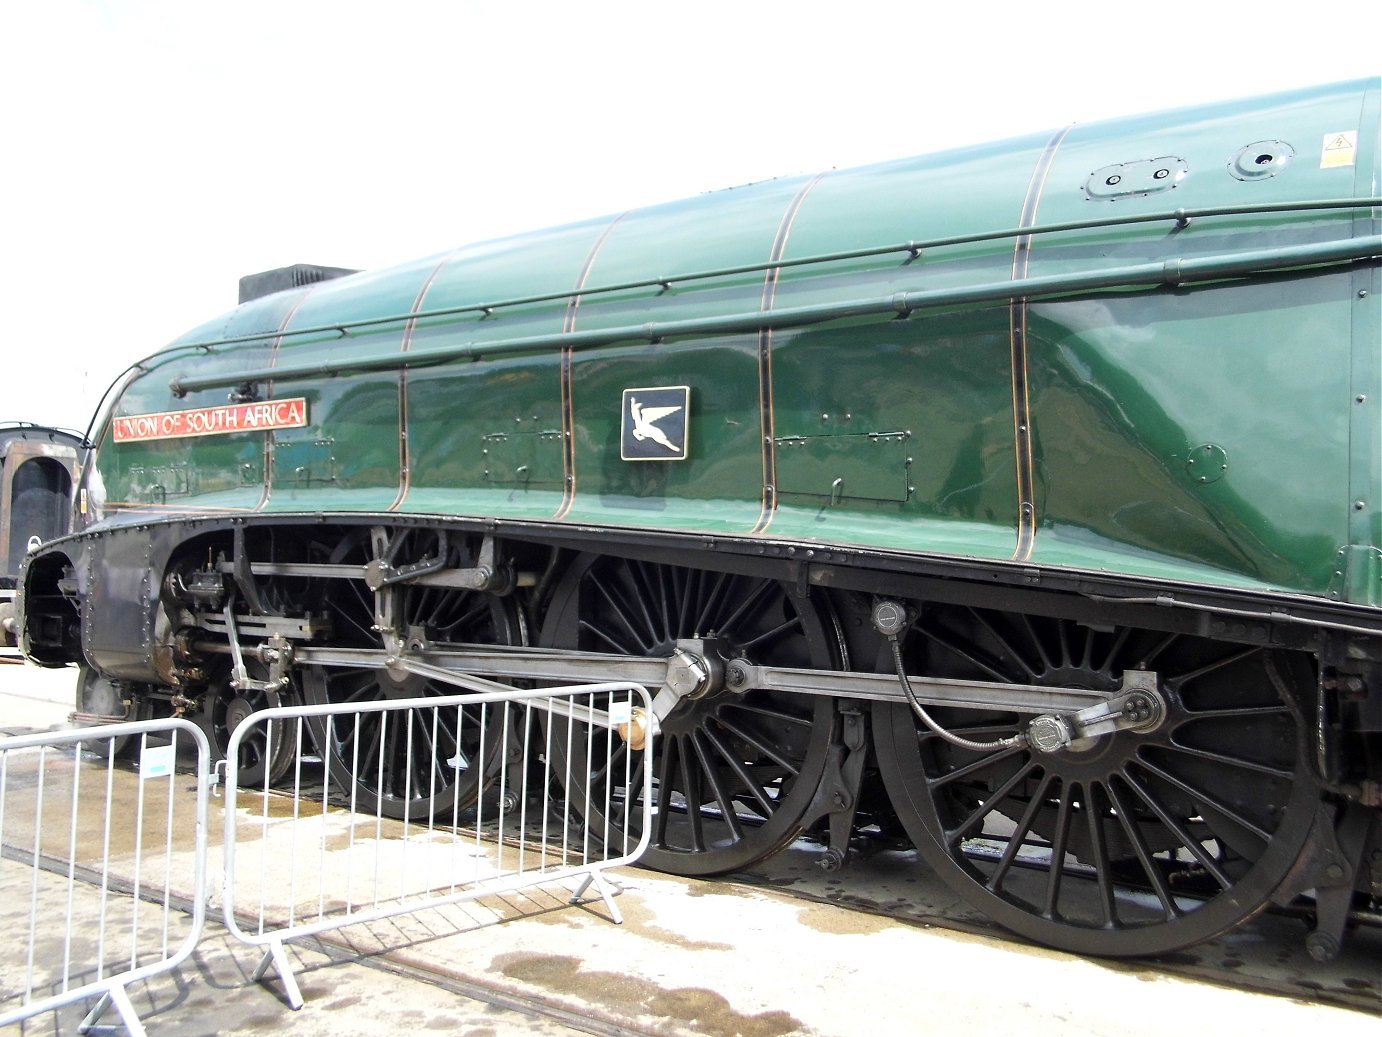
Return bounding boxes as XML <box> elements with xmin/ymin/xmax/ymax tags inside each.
<box><xmin>873</xmin><ymin>608</ymin><xmax>1319</xmax><ymax>956</ymax></box>
<box><xmin>540</xmin><ymin>555</ymin><xmax>840</xmax><ymax>876</ymax></box>
<box><xmin>304</xmin><ymin>529</ymin><xmax>525</xmax><ymax>820</ymax></box>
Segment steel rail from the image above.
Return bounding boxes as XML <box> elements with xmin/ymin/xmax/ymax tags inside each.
<box><xmin>167</xmin><ymin>196</ymin><xmax>1380</xmax><ymax>353</ymax></box>
<box><xmin>170</xmin><ymin>233</ymin><xmax>1382</xmax><ymax>395</ymax></box>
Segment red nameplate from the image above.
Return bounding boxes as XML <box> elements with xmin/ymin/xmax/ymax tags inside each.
<box><xmin>112</xmin><ymin>398</ymin><xmax>309</xmax><ymax>442</ymax></box>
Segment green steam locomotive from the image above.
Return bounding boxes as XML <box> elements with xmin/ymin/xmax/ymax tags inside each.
<box><xmin>19</xmin><ymin>77</ymin><xmax>1381</xmax><ymax>958</ymax></box>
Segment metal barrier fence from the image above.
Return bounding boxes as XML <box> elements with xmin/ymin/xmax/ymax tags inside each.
<box><xmin>221</xmin><ymin>680</ymin><xmax>654</xmax><ymax>1010</ymax></box>
<box><xmin>0</xmin><ymin>719</ymin><xmax>211</xmax><ymax>1037</ymax></box>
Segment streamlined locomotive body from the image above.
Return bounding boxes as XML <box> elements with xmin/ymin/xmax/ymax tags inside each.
<box><xmin>19</xmin><ymin>79</ymin><xmax>1382</xmax><ymax>957</ymax></box>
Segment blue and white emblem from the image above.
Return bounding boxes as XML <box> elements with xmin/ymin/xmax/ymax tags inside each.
<box><xmin>621</xmin><ymin>385</ymin><xmax>690</xmax><ymax>461</ymax></box>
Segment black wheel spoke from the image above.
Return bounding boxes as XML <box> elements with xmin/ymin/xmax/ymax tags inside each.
<box><xmin>653</xmin><ymin>736</ymin><xmax>679</xmax><ymax>848</ymax></box>
<box><xmin>1106</xmin><ymin>777</ymin><xmax>1180</xmax><ymax>920</ymax></box>
<box><xmin>678</xmin><ymin>738</ymin><xmax>706</xmax><ymax>853</ymax></box>
<box><xmin>1120</xmin><ymin>766</ymin><xmax>1232</xmax><ymax>890</ymax></box>
<box><xmin>985</xmin><ymin>769</ymin><xmax>1054</xmax><ymax>893</ymax></box>
<box><xmin>1084</xmin><ymin>783</ymin><xmax>1118</xmax><ymax>929</ymax></box>
<box><xmin>1132</xmin><ymin>756</ymin><xmax>1273</xmax><ymax>844</ymax></box>
<box><xmin>700</xmin><ymin>722</ymin><xmax>776</xmax><ymax>818</ymax></box>
<box><xmin>357</xmin><ymin>720</ymin><xmax>384</xmax><ymax>781</ymax></box>
<box><xmin>715</xmin><ymin>579</ymin><xmax>779</xmax><ymax>639</ymax></box>
<box><xmin>926</xmin><ymin>741</ymin><xmax>1026</xmax><ymax>790</ymax></box>
<box><xmin>589</xmin><ymin>576</ymin><xmax>655</xmax><ymax>654</ymax></box>
<box><xmin>1019</xmin><ymin>615</ymin><xmax>1055</xmax><ymax>672</ymax></box>
<box><xmin>1075</xmin><ymin>626</ymin><xmax>1095</xmax><ymax>670</ymax></box>
<box><xmin>714</xmin><ymin>714</ymin><xmax>801</xmax><ymax>778</ymax></box>
<box><xmin>1175</xmin><ymin>704</ymin><xmax>1289</xmax><ymax>721</ymax></box>
<box><xmin>916</xmin><ymin>621</ymin><xmax>1015</xmax><ymax>683</ymax></box>
<box><xmin>1159</xmin><ymin>739</ymin><xmax>1293</xmax><ymax>780</ymax></box>
<box><xmin>1168</xmin><ymin>645</ymin><xmax>1262</xmax><ymax>688</ymax></box>
<box><xmin>692</xmin><ymin>571</ymin><xmax>733</xmax><ymax>636</ymax></box>
<box><xmin>578</xmin><ymin>617</ymin><xmax>638</xmax><ymax>655</ymax></box>
<box><xmin>624</xmin><ymin>746</ymin><xmax>647</xmax><ymax>809</ymax></box>
<box><xmin>1096</xmin><ymin>626</ymin><xmax>1132</xmax><ymax>673</ymax></box>
<box><xmin>948</xmin><ymin>755</ymin><xmax>1039</xmax><ymax>846</ymax></box>
<box><xmin>1139</xmin><ymin>631</ymin><xmax>1180</xmax><ymax>669</ymax></box>
<box><xmin>1042</xmin><ymin>781</ymin><xmax>1075</xmax><ymax>918</ymax></box>
<box><xmin>728</xmin><ymin>701</ymin><xmax>814</xmax><ymax>730</ymax></box>
<box><xmin>625</xmin><ymin>562</ymin><xmax>665</xmax><ymax>646</ymax></box>
<box><xmin>970</xmin><ymin>609</ymin><xmax>1039</xmax><ymax>680</ymax></box>
<box><xmin>691</xmin><ymin>732</ymin><xmax>746</xmax><ymax>842</ymax></box>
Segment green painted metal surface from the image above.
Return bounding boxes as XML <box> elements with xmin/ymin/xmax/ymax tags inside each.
<box><xmin>85</xmin><ymin>78</ymin><xmax>1382</xmax><ymax>603</ymax></box>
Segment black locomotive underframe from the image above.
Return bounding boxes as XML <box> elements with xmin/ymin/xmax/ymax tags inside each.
<box><xmin>18</xmin><ymin>511</ymin><xmax>1382</xmax><ymax>957</ymax></box>
<box><xmin>21</xmin><ymin>510</ymin><xmax>1382</xmax><ymax>791</ymax></box>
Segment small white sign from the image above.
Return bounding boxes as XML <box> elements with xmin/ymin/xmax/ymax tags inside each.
<box><xmin>140</xmin><ymin>743</ymin><xmax>176</xmax><ymax>780</ymax></box>
<box><xmin>608</xmin><ymin>699</ymin><xmax>633</xmax><ymax>726</ymax></box>
<box><xmin>1321</xmin><ymin>131</ymin><xmax>1357</xmax><ymax>169</ymax></box>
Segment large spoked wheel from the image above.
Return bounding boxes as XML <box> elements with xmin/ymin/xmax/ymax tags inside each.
<box><xmin>304</xmin><ymin>529</ymin><xmax>526</xmax><ymax>820</ymax></box>
<box><xmin>302</xmin><ymin>662</ymin><xmax>512</xmax><ymax>820</ymax></box>
<box><xmin>540</xmin><ymin>554</ymin><xmax>841</xmax><ymax>876</ymax></box>
<box><xmin>873</xmin><ymin>607</ymin><xmax>1320</xmax><ymax>957</ymax></box>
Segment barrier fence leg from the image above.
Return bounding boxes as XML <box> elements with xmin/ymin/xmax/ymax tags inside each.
<box><xmin>78</xmin><ymin>982</ymin><xmax>146</xmax><ymax>1037</ymax></box>
<box><xmin>252</xmin><ymin>938</ymin><xmax>305</xmax><ymax>1011</ymax></box>
<box><xmin>570</xmin><ymin>870</ymin><xmax>624</xmax><ymax>924</ymax></box>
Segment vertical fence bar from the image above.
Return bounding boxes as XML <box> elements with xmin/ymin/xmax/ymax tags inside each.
<box><xmin>26</xmin><ymin>745</ymin><xmax>45</xmax><ymax>993</ymax></box>
<box><xmin>96</xmin><ymin>746</ymin><xmax>116</xmax><ymax>980</ymax></box>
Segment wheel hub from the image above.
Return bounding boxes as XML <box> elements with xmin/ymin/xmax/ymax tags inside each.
<box><xmin>379</xmin><ymin>661</ymin><xmax>429</xmax><ymax>697</ymax></box>
<box><xmin>1025</xmin><ymin>667</ymin><xmax>1168</xmax><ymax>761</ymax></box>
<box><xmin>641</xmin><ymin>638</ymin><xmax>731</xmax><ymax>737</ymax></box>
<box><xmin>225</xmin><ymin>695</ymin><xmax>257</xmax><ymax>733</ymax></box>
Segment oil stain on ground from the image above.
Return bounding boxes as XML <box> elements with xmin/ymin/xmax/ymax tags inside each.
<box><xmin>492</xmin><ymin>952</ymin><xmax>803</xmax><ymax>1037</ymax></box>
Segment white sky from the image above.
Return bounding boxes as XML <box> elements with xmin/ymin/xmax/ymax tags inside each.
<box><xmin>2</xmin><ymin>0</ymin><xmax>1378</xmax><ymax>433</ymax></box>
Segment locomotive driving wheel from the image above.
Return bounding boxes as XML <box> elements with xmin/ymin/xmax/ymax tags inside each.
<box><xmin>540</xmin><ymin>554</ymin><xmax>841</xmax><ymax>876</ymax></box>
<box><xmin>872</xmin><ymin>606</ymin><xmax>1320</xmax><ymax>957</ymax></box>
<box><xmin>303</xmin><ymin>529</ymin><xmax>525</xmax><ymax>820</ymax></box>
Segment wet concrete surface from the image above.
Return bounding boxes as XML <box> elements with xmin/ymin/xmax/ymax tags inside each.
<box><xmin>3</xmin><ymin>660</ymin><xmax>1379</xmax><ymax>1036</ymax></box>
<box><xmin>736</xmin><ymin>839</ymin><xmax>1382</xmax><ymax>1013</ymax></box>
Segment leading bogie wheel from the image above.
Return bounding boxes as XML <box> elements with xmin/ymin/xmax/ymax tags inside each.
<box><xmin>191</xmin><ymin>659</ymin><xmax>297</xmax><ymax>789</ymax></box>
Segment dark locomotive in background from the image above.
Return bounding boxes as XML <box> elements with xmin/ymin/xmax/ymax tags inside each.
<box><xmin>10</xmin><ymin>79</ymin><xmax>1381</xmax><ymax>960</ymax></box>
<box><xmin>0</xmin><ymin>424</ymin><xmax>82</xmax><ymax>649</ymax></box>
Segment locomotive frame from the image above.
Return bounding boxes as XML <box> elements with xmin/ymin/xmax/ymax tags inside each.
<box><xmin>16</xmin><ymin>78</ymin><xmax>1382</xmax><ymax>960</ymax></box>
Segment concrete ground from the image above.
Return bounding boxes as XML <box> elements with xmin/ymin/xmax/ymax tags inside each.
<box><xmin>2</xmin><ymin>659</ymin><xmax>1378</xmax><ymax>1037</ymax></box>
